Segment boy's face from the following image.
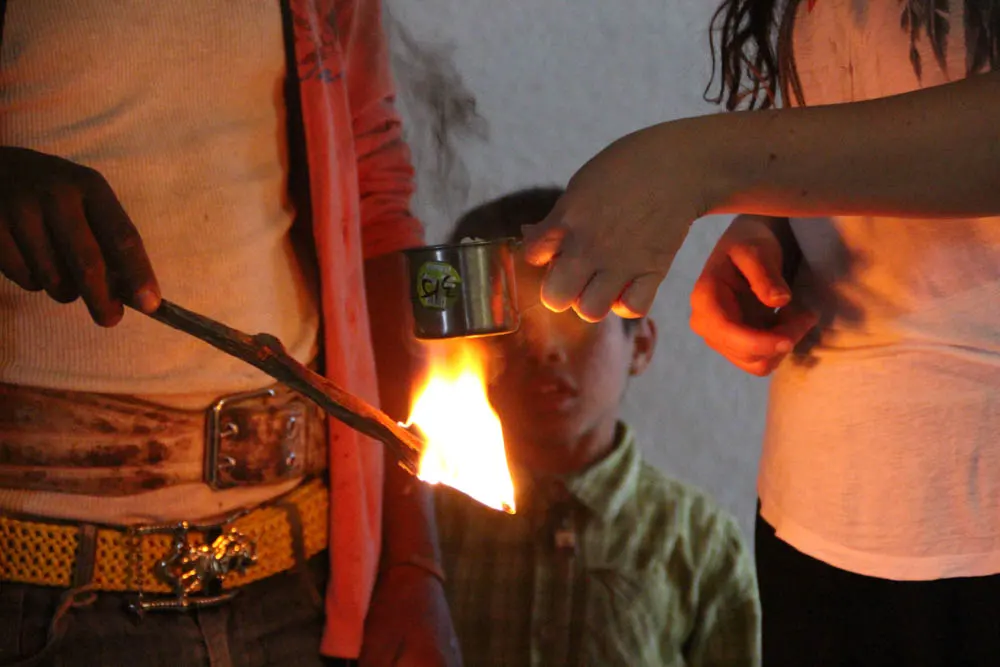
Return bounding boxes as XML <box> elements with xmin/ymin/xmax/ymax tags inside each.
<box><xmin>484</xmin><ymin>259</ymin><xmax>656</xmax><ymax>471</ymax></box>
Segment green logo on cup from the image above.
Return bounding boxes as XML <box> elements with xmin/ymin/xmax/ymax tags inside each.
<box><xmin>417</xmin><ymin>262</ymin><xmax>462</xmax><ymax>310</ymax></box>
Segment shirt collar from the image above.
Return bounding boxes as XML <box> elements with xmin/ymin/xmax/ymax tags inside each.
<box><xmin>561</xmin><ymin>423</ymin><xmax>640</xmax><ymax>522</ymax></box>
<box><xmin>511</xmin><ymin>423</ymin><xmax>640</xmax><ymax>523</ymax></box>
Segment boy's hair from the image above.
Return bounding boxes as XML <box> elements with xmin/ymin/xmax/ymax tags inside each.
<box><xmin>449</xmin><ymin>187</ymin><xmax>641</xmax><ymax>332</ymax></box>
<box><xmin>448</xmin><ymin>186</ymin><xmax>565</xmax><ymax>246</ymax></box>
<box><xmin>705</xmin><ymin>0</ymin><xmax>1000</xmax><ymax>111</ymax></box>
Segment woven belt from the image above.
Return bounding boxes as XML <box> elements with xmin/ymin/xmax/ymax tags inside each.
<box><xmin>0</xmin><ymin>478</ymin><xmax>327</xmax><ymax>611</ymax></box>
<box><xmin>0</xmin><ymin>381</ymin><xmax>328</xmax><ymax>494</ymax></box>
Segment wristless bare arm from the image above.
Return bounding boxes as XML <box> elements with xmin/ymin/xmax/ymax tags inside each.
<box><xmin>693</xmin><ymin>70</ymin><xmax>1000</xmax><ymax>219</ymax></box>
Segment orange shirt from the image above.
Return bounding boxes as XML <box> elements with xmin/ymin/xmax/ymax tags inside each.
<box><xmin>289</xmin><ymin>0</ymin><xmax>423</xmax><ymax>656</ymax></box>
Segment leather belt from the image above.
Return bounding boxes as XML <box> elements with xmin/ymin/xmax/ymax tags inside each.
<box><xmin>0</xmin><ymin>381</ymin><xmax>328</xmax><ymax>495</ymax></box>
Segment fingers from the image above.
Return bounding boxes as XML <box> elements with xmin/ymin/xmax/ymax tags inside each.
<box><xmin>691</xmin><ymin>309</ymin><xmax>793</xmax><ymax>371</ymax></box>
<box><xmin>527</xmin><ymin>220</ymin><xmax>665</xmax><ymax>320</ymax></box>
<box><xmin>0</xmin><ymin>148</ymin><xmax>159</xmax><ymax>324</ymax></box>
<box><xmin>613</xmin><ymin>273</ymin><xmax>662</xmax><ymax>318</ymax></box>
<box><xmin>84</xmin><ymin>172</ymin><xmax>160</xmax><ymax>313</ymax></box>
<box><xmin>772</xmin><ymin>305</ymin><xmax>819</xmax><ymax>344</ymax></box>
<box><xmin>727</xmin><ymin>240</ymin><xmax>791</xmax><ymax>309</ymax></box>
<box><xmin>693</xmin><ymin>309</ymin><xmax>791</xmax><ymax>377</ymax></box>
<box><xmin>525</xmin><ymin>210</ymin><xmax>614</xmax><ymax>318</ymax></box>
<box><xmin>689</xmin><ymin>265</ymin><xmax>818</xmax><ymax>376</ymax></box>
<box><xmin>4</xmin><ymin>195</ymin><xmax>78</xmax><ymax>303</ymax></box>
<box><xmin>524</xmin><ymin>216</ymin><xmax>590</xmax><ymax>314</ymax></box>
<box><xmin>522</xmin><ymin>189</ymin><xmax>679</xmax><ymax>322</ymax></box>
<box><xmin>690</xmin><ymin>277</ymin><xmax>793</xmax><ymax>359</ymax></box>
<box><xmin>688</xmin><ymin>218</ymin><xmax>803</xmax><ymax>375</ymax></box>
<box><xmin>539</xmin><ymin>254</ymin><xmax>589</xmax><ymax>314</ymax></box>
<box><xmin>718</xmin><ymin>306</ymin><xmax>817</xmax><ymax>376</ymax></box>
<box><xmin>691</xmin><ymin>308</ymin><xmax>818</xmax><ymax>377</ymax></box>
<box><xmin>699</xmin><ymin>334</ymin><xmax>781</xmax><ymax>377</ymax></box>
<box><xmin>545</xmin><ymin>266</ymin><xmax>664</xmax><ymax>322</ymax></box>
<box><xmin>0</xmin><ymin>211</ymin><xmax>41</xmax><ymax>291</ymax></box>
<box><xmin>521</xmin><ymin>219</ymin><xmax>565</xmax><ymax>268</ymax></box>
<box><xmin>43</xmin><ymin>185</ymin><xmax>124</xmax><ymax>327</ymax></box>
<box><xmin>573</xmin><ymin>271</ymin><xmax>624</xmax><ymax>322</ymax></box>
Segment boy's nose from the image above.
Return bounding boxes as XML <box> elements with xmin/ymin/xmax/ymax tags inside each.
<box><xmin>519</xmin><ymin>310</ymin><xmax>569</xmax><ymax>365</ymax></box>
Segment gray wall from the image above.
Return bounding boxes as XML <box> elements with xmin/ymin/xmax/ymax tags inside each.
<box><xmin>387</xmin><ymin>0</ymin><xmax>767</xmax><ymax>539</ymax></box>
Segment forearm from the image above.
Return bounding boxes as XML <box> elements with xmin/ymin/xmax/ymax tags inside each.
<box><xmin>364</xmin><ymin>253</ymin><xmax>442</xmax><ymax>570</ymax></box>
<box><xmin>692</xmin><ymin>70</ymin><xmax>1000</xmax><ymax>219</ymax></box>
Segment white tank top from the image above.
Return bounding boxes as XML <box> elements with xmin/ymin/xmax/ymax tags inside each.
<box><xmin>0</xmin><ymin>0</ymin><xmax>320</xmax><ymax>401</ymax></box>
<box><xmin>760</xmin><ymin>0</ymin><xmax>1000</xmax><ymax>579</ymax></box>
<box><xmin>0</xmin><ymin>1</ymin><xmax>319</xmax><ymax>524</ymax></box>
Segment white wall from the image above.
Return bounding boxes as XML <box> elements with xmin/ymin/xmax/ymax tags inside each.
<box><xmin>387</xmin><ymin>0</ymin><xmax>768</xmax><ymax>540</ymax></box>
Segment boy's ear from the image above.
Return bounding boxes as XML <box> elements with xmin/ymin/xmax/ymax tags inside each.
<box><xmin>629</xmin><ymin>318</ymin><xmax>657</xmax><ymax>377</ymax></box>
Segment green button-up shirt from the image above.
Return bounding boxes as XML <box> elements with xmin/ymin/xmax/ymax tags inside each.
<box><xmin>435</xmin><ymin>424</ymin><xmax>760</xmax><ymax>667</ymax></box>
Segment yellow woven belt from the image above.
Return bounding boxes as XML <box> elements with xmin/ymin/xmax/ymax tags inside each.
<box><xmin>0</xmin><ymin>478</ymin><xmax>327</xmax><ymax>596</ymax></box>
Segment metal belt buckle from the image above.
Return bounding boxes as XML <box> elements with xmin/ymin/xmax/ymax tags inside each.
<box><xmin>204</xmin><ymin>387</ymin><xmax>308</xmax><ymax>490</ymax></box>
<box><xmin>127</xmin><ymin>519</ymin><xmax>257</xmax><ymax>614</ymax></box>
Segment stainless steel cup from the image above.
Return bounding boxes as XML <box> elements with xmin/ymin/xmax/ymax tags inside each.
<box><xmin>403</xmin><ymin>238</ymin><xmax>520</xmax><ymax>340</ymax></box>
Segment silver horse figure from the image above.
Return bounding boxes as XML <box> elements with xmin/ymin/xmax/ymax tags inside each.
<box><xmin>156</xmin><ymin>525</ymin><xmax>258</xmax><ymax>599</ymax></box>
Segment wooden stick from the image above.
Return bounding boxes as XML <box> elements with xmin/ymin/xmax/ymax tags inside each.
<box><xmin>142</xmin><ymin>299</ymin><xmax>423</xmax><ymax>475</ymax></box>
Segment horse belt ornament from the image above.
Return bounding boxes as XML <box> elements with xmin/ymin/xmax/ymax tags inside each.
<box><xmin>130</xmin><ymin>520</ymin><xmax>258</xmax><ymax>612</ymax></box>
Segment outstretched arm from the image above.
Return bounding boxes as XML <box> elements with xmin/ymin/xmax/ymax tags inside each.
<box><xmin>708</xmin><ymin>70</ymin><xmax>1000</xmax><ymax>219</ymax></box>
<box><xmin>523</xmin><ymin>71</ymin><xmax>1000</xmax><ymax>320</ymax></box>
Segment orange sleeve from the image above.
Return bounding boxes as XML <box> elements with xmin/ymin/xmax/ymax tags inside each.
<box><xmin>338</xmin><ymin>0</ymin><xmax>425</xmax><ymax>259</ymax></box>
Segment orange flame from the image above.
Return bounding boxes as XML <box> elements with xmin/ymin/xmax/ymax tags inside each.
<box><xmin>405</xmin><ymin>342</ymin><xmax>516</xmax><ymax>514</ymax></box>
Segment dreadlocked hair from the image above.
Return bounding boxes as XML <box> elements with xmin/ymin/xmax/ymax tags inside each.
<box><xmin>704</xmin><ymin>0</ymin><xmax>1000</xmax><ymax>111</ymax></box>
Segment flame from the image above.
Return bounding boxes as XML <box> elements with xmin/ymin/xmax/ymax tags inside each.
<box><xmin>405</xmin><ymin>342</ymin><xmax>516</xmax><ymax>514</ymax></box>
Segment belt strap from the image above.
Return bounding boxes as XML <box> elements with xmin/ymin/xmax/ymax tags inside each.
<box><xmin>0</xmin><ymin>478</ymin><xmax>328</xmax><ymax>610</ymax></box>
<box><xmin>0</xmin><ymin>382</ymin><xmax>328</xmax><ymax>494</ymax></box>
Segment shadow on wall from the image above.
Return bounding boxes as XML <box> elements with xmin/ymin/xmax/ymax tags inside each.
<box><xmin>383</xmin><ymin>4</ymin><xmax>490</xmax><ymax>221</ymax></box>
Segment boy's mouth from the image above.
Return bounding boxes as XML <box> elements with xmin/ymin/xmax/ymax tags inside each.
<box><xmin>528</xmin><ymin>375</ymin><xmax>578</xmax><ymax>410</ymax></box>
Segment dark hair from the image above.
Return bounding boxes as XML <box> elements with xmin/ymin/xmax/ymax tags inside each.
<box><xmin>448</xmin><ymin>187</ymin><xmax>566</xmax><ymax>245</ymax></box>
<box><xmin>705</xmin><ymin>0</ymin><xmax>1000</xmax><ymax>111</ymax></box>
<box><xmin>449</xmin><ymin>188</ymin><xmax>641</xmax><ymax>332</ymax></box>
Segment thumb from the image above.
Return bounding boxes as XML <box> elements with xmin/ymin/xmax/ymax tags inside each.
<box><xmin>521</xmin><ymin>219</ymin><xmax>567</xmax><ymax>267</ymax></box>
<box><xmin>727</xmin><ymin>241</ymin><xmax>791</xmax><ymax>309</ymax></box>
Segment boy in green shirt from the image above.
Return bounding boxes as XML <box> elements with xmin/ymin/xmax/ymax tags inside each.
<box><xmin>435</xmin><ymin>187</ymin><xmax>761</xmax><ymax>667</ymax></box>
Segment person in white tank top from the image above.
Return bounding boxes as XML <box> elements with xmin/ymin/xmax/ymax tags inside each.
<box><xmin>515</xmin><ymin>0</ymin><xmax>1000</xmax><ymax>665</ymax></box>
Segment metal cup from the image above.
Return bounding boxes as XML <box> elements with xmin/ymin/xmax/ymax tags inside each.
<box><xmin>403</xmin><ymin>238</ymin><xmax>520</xmax><ymax>340</ymax></box>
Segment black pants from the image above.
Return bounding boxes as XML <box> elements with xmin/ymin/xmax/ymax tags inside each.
<box><xmin>756</xmin><ymin>508</ymin><xmax>1000</xmax><ymax>667</ymax></box>
<box><xmin>0</xmin><ymin>553</ymin><xmax>356</xmax><ymax>667</ymax></box>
